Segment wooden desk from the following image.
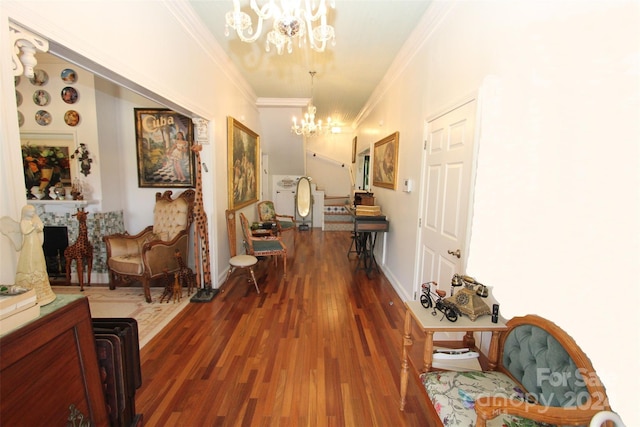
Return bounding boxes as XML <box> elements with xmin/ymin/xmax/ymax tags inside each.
<box><xmin>400</xmin><ymin>300</ymin><xmax>507</xmax><ymax>410</ymax></box>
<box><xmin>347</xmin><ymin>207</ymin><xmax>389</xmax><ymax>276</ymax></box>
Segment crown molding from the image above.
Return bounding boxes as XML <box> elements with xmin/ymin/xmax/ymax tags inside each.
<box><xmin>353</xmin><ymin>0</ymin><xmax>457</xmax><ymax>128</ymax></box>
<box><xmin>165</xmin><ymin>0</ymin><xmax>256</xmax><ymax>106</ymax></box>
<box><xmin>257</xmin><ymin>98</ymin><xmax>310</xmax><ymax>108</ymax></box>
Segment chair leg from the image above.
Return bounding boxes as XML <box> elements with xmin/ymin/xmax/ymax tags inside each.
<box><xmin>248</xmin><ymin>267</ymin><xmax>259</xmax><ymax>293</ymax></box>
<box><xmin>283</xmin><ymin>252</ymin><xmax>287</xmax><ymax>278</ymax></box>
<box><xmin>142</xmin><ymin>276</ymin><xmax>152</xmax><ymax>303</ymax></box>
<box><xmin>226</xmin><ymin>266</ymin><xmax>235</xmax><ymax>282</ymax></box>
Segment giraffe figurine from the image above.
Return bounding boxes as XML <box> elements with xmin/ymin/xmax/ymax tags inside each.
<box><xmin>174</xmin><ymin>249</ymin><xmax>195</xmax><ymax>296</ymax></box>
<box><xmin>190</xmin><ymin>144</ymin><xmax>214</xmax><ymax>300</ymax></box>
<box><xmin>64</xmin><ymin>208</ymin><xmax>93</xmax><ymax>291</ymax></box>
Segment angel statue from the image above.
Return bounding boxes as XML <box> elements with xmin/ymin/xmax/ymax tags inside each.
<box><xmin>1</xmin><ymin>205</ymin><xmax>56</xmax><ymax>305</ymax></box>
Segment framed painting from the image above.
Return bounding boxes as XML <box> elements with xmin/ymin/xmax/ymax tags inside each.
<box><xmin>134</xmin><ymin>108</ymin><xmax>195</xmax><ymax>188</ymax></box>
<box><xmin>227</xmin><ymin>117</ymin><xmax>260</xmax><ymax>210</ymax></box>
<box><xmin>372</xmin><ymin>131</ymin><xmax>399</xmax><ymax>190</ymax></box>
<box><xmin>21</xmin><ymin>132</ymin><xmax>77</xmax><ymax>198</ymax></box>
<box><xmin>352</xmin><ymin>136</ymin><xmax>357</xmax><ymax>164</ymax></box>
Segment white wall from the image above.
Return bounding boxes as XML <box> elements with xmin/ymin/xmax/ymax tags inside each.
<box><xmin>306</xmin><ymin>131</ymin><xmax>354</xmax><ymax>196</ymax></box>
<box><xmin>357</xmin><ymin>1</ymin><xmax>638</xmax><ymax>423</ymax></box>
<box><xmin>1</xmin><ymin>1</ymin><xmax>259</xmax><ymax>288</ymax></box>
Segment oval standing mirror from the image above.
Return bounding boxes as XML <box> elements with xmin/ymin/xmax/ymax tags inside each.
<box><xmin>296</xmin><ymin>177</ymin><xmax>311</xmax><ymax>217</ymax></box>
<box><xmin>296</xmin><ymin>177</ymin><xmax>313</xmax><ymax>230</ymax></box>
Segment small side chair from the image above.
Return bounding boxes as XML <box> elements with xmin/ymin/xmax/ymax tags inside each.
<box><xmin>225</xmin><ymin>210</ymin><xmax>259</xmax><ymax>293</ymax></box>
<box><xmin>239</xmin><ymin>212</ymin><xmax>287</xmax><ymax>278</ymax></box>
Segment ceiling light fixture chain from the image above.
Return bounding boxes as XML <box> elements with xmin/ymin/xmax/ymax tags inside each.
<box><xmin>291</xmin><ymin>71</ymin><xmax>332</xmax><ymax>137</ymax></box>
<box><xmin>225</xmin><ymin>0</ymin><xmax>336</xmax><ymax>55</ymax></box>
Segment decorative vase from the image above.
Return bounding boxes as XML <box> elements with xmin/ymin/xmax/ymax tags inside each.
<box><xmin>53</xmin><ymin>183</ymin><xmax>66</xmax><ymax>200</ymax></box>
<box><xmin>39</xmin><ymin>167</ymin><xmax>53</xmax><ymax>200</ymax></box>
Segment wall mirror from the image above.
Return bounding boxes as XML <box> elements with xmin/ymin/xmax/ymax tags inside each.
<box><xmin>295</xmin><ymin>176</ymin><xmax>313</xmax><ymax>231</ymax></box>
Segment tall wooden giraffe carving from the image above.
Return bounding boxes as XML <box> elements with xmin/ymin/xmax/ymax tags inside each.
<box><xmin>64</xmin><ymin>208</ymin><xmax>93</xmax><ymax>291</ymax></box>
<box><xmin>190</xmin><ymin>144</ymin><xmax>213</xmax><ymax>299</ymax></box>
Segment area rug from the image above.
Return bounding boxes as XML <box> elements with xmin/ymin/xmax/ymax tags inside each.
<box><xmin>52</xmin><ymin>286</ymin><xmax>190</xmax><ymax>348</ymax></box>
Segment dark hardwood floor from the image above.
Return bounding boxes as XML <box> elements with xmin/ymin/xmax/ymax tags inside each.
<box><xmin>136</xmin><ymin>229</ymin><xmax>435</xmax><ymax>426</ymax></box>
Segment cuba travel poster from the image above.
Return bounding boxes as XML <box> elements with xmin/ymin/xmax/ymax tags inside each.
<box><xmin>134</xmin><ymin>108</ymin><xmax>194</xmax><ymax>188</ymax></box>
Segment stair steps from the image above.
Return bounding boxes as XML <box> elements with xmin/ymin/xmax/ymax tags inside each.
<box><xmin>323</xmin><ymin>197</ymin><xmax>353</xmax><ymax>231</ymax></box>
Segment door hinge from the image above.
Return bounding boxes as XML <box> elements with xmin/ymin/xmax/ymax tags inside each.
<box><xmin>413</xmin><ymin>291</ymin><xmax>417</xmax><ymax>300</ymax></box>
<box><xmin>424</xmin><ymin>140</ymin><xmax>427</xmax><ymax>150</ymax></box>
<box><xmin>418</xmin><ymin>218</ymin><xmax>422</xmax><ymax>227</ymax></box>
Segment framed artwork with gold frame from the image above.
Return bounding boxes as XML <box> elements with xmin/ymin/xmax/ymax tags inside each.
<box><xmin>227</xmin><ymin>117</ymin><xmax>260</xmax><ymax>210</ymax></box>
<box><xmin>372</xmin><ymin>131</ymin><xmax>399</xmax><ymax>190</ymax></box>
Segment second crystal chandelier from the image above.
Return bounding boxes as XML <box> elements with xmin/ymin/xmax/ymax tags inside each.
<box><xmin>291</xmin><ymin>71</ymin><xmax>332</xmax><ymax>137</ymax></box>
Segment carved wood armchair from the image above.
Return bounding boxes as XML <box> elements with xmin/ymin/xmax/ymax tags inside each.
<box><xmin>239</xmin><ymin>212</ymin><xmax>287</xmax><ymax>278</ymax></box>
<box><xmin>103</xmin><ymin>190</ymin><xmax>195</xmax><ymax>303</ymax></box>
<box><xmin>257</xmin><ymin>200</ymin><xmax>295</xmax><ymax>234</ymax></box>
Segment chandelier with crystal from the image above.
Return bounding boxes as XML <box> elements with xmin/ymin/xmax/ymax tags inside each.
<box><xmin>291</xmin><ymin>72</ymin><xmax>332</xmax><ymax>137</ymax></box>
<box><xmin>225</xmin><ymin>0</ymin><xmax>336</xmax><ymax>55</ymax></box>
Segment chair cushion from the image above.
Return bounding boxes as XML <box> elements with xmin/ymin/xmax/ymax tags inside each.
<box><xmin>108</xmin><ymin>254</ymin><xmax>144</xmax><ymax>275</ymax></box>
<box><xmin>230</xmin><ymin>255</ymin><xmax>258</xmax><ymax>268</ymax></box>
<box><xmin>420</xmin><ymin>370</ymin><xmax>553</xmax><ymax>427</ymax></box>
<box><xmin>258</xmin><ymin>202</ymin><xmax>276</xmax><ymax>221</ymax></box>
<box><xmin>502</xmin><ymin>324</ymin><xmax>586</xmax><ymax>408</ymax></box>
<box><xmin>154</xmin><ymin>197</ymin><xmax>189</xmax><ymax>240</ymax></box>
<box><xmin>253</xmin><ymin>239</ymin><xmax>284</xmax><ymax>253</ymax></box>
<box><xmin>279</xmin><ymin>220</ymin><xmax>295</xmax><ymax>231</ymax></box>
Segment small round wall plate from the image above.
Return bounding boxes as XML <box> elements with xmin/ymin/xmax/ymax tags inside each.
<box><xmin>35</xmin><ymin>110</ymin><xmax>52</xmax><ymax>126</ymax></box>
<box><xmin>64</xmin><ymin>110</ymin><xmax>80</xmax><ymax>127</ymax></box>
<box><xmin>33</xmin><ymin>89</ymin><xmax>50</xmax><ymax>106</ymax></box>
<box><xmin>18</xmin><ymin>111</ymin><xmax>24</xmax><ymax>127</ymax></box>
<box><xmin>29</xmin><ymin>69</ymin><xmax>48</xmax><ymax>86</ymax></box>
<box><xmin>61</xmin><ymin>68</ymin><xmax>77</xmax><ymax>84</ymax></box>
<box><xmin>61</xmin><ymin>86</ymin><xmax>78</xmax><ymax>104</ymax></box>
<box><xmin>16</xmin><ymin>90</ymin><xmax>22</xmax><ymax>106</ymax></box>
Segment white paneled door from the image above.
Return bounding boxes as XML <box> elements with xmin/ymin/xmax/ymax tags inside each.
<box><xmin>418</xmin><ymin>100</ymin><xmax>478</xmax><ymax>296</ymax></box>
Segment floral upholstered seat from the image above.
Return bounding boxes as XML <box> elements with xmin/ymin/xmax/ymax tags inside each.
<box><xmin>417</xmin><ymin>315</ymin><xmax>611</xmax><ymax>427</ymax></box>
<box><xmin>257</xmin><ymin>201</ymin><xmax>295</xmax><ymax>233</ymax></box>
<box><xmin>421</xmin><ymin>371</ymin><xmax>551</xmax><ymax>427</ymax></box>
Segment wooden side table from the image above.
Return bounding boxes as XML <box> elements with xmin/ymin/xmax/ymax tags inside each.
<box><xmin>399</xmin><ymin>300</ymin><xmax>507</xmax><ymax>411</ymax></box>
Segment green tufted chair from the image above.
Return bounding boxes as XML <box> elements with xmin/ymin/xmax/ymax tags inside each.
<box><xmin>419</xmin><ymin>315</ymin><xmax>612</xmax><ymax>427</ymax></box>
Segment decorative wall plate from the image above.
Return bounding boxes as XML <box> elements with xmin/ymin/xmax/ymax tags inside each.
<box><xmin>29</xmin><ymin>69</ymin><xmax>48</xmax><ymax>86</ymax></box>
<box><xmin>61</xmin><ymin>86</ymin><xmax>78</xmax><ymax>104</ymax></box>
<box><xmin>64</xmin><ymin>110</ymin><xmax>80</xmax><ymax>127</ymax></box>
<box><xmin>18</xmin><ymin>111</ymin><xmax>24</xmax><ymax>127</ymax></box>
<box><xmin>16</xmin><ymin>90</ymin><xmax>22</xmax><ymax>106</ymax></box>
<box><xmin>33</xmin><ymin>89</ymin><xmax>50</xmax><ymax>106</ymax></box>
<box><xmin>35</xmin><ymin>110</ymin><xmax>52</xmax><ymax>126</ymax></box>
<box><xmin>61</xmin><ymin>68</ymin><xmax>77</xmax><ymax>84</ymax></box>
<box><xmin>14</xmin><ymin>76</ymin><xmax>21</xmax><ymax>85</ymax></box>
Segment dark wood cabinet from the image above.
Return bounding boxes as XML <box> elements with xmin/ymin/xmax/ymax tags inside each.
<box><xmin>0</xmin><ymin>295</ymin><xmax>109</xmax><ymax>426</ymax></box>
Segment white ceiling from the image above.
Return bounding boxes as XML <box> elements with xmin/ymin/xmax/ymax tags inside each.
<box><xmin>188</xmin><ymin>0</ymin><xmax>432</xmax><ymax>128</ymax></box>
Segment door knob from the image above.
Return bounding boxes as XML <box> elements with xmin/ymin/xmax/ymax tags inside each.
<box><xmin>447</xmin><ymin>249</ymin><xmax>461</xmax><ymax>258</ymax></box>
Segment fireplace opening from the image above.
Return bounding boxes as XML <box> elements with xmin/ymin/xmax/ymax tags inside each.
<box><xmin>43</xmin><ymin>226</ymin><xmax>68</xmax><ymax>278</ymax></box>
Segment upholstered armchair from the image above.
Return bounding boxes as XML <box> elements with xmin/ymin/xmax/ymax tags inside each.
<box><xmin>257</xmin><ymin>200</ymin><xmax>295</xmax><ymax>234</ymax></box>
<box><xmin>103</xmin><ymin>190</ymin><xmax>195</xmax><ymax>303</ymax></box>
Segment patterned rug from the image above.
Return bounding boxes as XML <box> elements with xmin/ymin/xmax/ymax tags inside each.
<box><xmin>52</xmin><ymin>286</ymin><xmax>190</xmax><ymax>348</ymax></box>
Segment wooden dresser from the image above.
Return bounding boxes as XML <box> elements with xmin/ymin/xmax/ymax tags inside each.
<box><xmin>0</xmin><ymin>294</ymin><xmax>109</xmax><ymax>426</ymax></box>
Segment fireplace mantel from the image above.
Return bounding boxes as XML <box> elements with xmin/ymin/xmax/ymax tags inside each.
<box><xmin>27</xmin><ymin>200</ymin><xmax>92</xmax><ymax>208</ymax></box>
